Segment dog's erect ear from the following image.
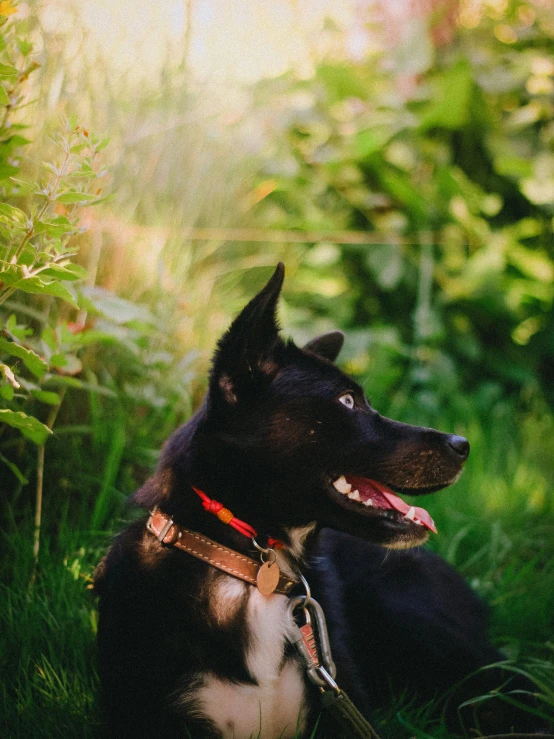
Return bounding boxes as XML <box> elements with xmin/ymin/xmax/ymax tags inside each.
<box><xmin>303</xmin><ymin>330</ymin><xmax>345</xmax><ymax>363</ymax></box>
<box><xmin>210</xmin><ymin>263</ymin><xmax>286</xmax><ymax>403</ymax></box>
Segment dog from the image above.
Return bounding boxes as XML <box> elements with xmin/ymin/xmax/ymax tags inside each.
<box><xmin>95</xmin><ymin>263</ymin><xmax>545</xmax><ymax>738</ymax></box>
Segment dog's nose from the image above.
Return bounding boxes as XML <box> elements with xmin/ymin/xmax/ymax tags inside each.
<box><xmin>446</xmin><ymin>435</ymin><xmax>470</xmax><ymax>461</ymax></box>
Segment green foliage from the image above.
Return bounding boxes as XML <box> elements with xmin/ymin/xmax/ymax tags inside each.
<box><xmin>1</xmin><ymin>3</ymin><xmax>554</xmax><ymax>737</ymax></box>
<box><xmin>0</xmin><ymin>521</ymin><xmax>101</xmax><ymax>738</ymax></box>
<box><xmin>0</xmin><ymin>13</ymin><xmax>110</xmax><ymax>479</ymax></box>
<box><xmin>0</xmin><ymin>119</ymin><xmax>107</xmax><ymax>473</ymax></box>
<box><xmin>250</xmin><ymin>0</ymin><xmax>554</xmax><ymax>412</ymax></box>
<box><xmin>0</xmin><ymin>14</ymin><xmax>188</xmax><ymax>519</ymax></box>
<box><xmin>2</xmin><ymin>400</ymin><xmax>554</xmax><ymax>738</ymax></box>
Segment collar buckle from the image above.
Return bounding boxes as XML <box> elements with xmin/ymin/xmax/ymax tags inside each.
<box><xmin>147</xmin><ymin>507</ymin><xmax>179</xmax><ymax>544</ymax></box>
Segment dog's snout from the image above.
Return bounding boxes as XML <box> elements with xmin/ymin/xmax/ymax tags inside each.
<box><xmin>446</xmin><ymin>435</ymin><xmax>470</xmax><ymax>461</ymax></box>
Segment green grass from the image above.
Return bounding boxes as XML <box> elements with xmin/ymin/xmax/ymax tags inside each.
<box><xmin>1</xmin><ymin>403</ymin><xmax>554</xmax><ymax>738</ymax></box>
<box><xmin>0</xmin><ymin>522</ymin><xmax>103</xmax><ymax>738</ymax></box>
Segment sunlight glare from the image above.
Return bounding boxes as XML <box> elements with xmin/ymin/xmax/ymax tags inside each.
<box><xmin>72</xmin><ymin>0</ymin><xmax>355</xmax><ymax>84</ymax></box>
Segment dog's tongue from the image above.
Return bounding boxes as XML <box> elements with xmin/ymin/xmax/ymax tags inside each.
<box><xmin>345</xmin><ymin>475</ymin><xmax>437</xmax><ymax>533</ymax></box>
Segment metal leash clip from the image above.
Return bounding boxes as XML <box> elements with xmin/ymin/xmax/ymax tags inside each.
<box><xmin>287</xmin><ymin>586</ymin><xmax>338</xmax><ymax>693</ymax></box>
<box><xmin>288</xmin><ymin>578</ymin><xmax>385</xmax><ymax>739</ymax></box>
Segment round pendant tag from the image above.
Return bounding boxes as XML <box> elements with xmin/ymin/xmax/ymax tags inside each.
<box><xmin>257</xmin><ymin>561</ymin><xmax>280</xmax><ymax>595</ymax></box>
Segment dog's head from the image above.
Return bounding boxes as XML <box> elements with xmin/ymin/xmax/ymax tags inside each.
<box><xmin>140</xmin><ymin>264</ymin><xmax>469</xmax><ymax>550</ymax></box>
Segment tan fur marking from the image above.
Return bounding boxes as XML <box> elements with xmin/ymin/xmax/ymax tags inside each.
<box><xmin>219</xmin><ymin>373</ymin><xmax>237</xmax><ymax>404</ymax></box>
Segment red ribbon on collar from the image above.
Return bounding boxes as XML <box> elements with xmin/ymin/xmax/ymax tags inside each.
<box><xmin>191</xmin><ymin>486</ymin><xmax>283</xmax><ymax>548</ymax></box>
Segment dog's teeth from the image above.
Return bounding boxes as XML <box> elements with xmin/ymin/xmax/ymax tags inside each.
<box><xmin>403</xmin><ymin>506</ymin><xmax>416</xmax><ymax>521</ymax></box>
<box><xmin>333</xmin><ymin>476</ymin><xmax>352</xmax><ymax>494</ymax></box>
<box><xmin>348</xmin><ymin>489</ymin><xmax>361</xmax><ymax>502</ymax></box>
<box><xmin>363</xmin><ymin>498</ymin><xmax>373</xmax><ymax>507</ymax></box>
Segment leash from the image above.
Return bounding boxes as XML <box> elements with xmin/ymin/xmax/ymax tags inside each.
<box><xmin>146</xmin><ymin>505</ymin><xmax>552</xmax><ymax>739</ymax></box>
<box><xmin>146</xmin><ymin>510</ymin><xmax>553</xmax><ymax>739</ymax></box>
<box><xmin>187</xmin><ymin>487</ymin><xmax>382</xmax><ymax>736</ymax></box>
<box><xmin>147</xmin><ymin>489</ymin><xmax>385</xmax><ymax>738</ymax></box>
<box><xmin>286</xmin><ymin>583</ymin><xmax>384</xmax><ymax>739</ymax></box>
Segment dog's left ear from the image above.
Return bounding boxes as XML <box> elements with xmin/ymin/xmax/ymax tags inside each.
<box><xmin>303</xmin><ymin>330</ymin><xmax>345</xmax><ymax>363</ymax></box>
<box><xmin>210</xmin><ymin>263</ymin><xmax>286</xmax><ymax>403</ymax></box>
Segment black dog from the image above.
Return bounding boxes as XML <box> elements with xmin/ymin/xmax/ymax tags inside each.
<box><xmin>95</xmin><ymin>264</ymin><xmax>542</xmax><ymax>738</ymax></box>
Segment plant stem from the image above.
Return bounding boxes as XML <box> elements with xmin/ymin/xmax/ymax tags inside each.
<box><xmin>10</xmin><ymin>144</ymin><xmax>72</xmax><ymax>264</ymax></box>
<box><xmin>0</xmin><ymin>285</ymin><xmax>17</xmax><ymax>307</ymax></box>
<box><xmin>182</xmin><ymin>0</ymin><xmax>194</xmax><ymax>74</ymax></box>
<box><xmin>30</xmin><ymin>388</ymin><xmax>67</xmax><ymax>583</ymax></box>
<box><xmin>32</xmin><ymin>442</ymin><xmax>45</xmax><ymax>566</ymax></box>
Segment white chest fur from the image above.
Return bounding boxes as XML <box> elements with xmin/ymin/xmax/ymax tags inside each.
<box><xmin>193</xmin><ymin>582</ymin><xmax>307</xmax><ymax>739</ymax></box>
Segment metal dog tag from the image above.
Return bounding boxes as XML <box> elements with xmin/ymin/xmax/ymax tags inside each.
<box><xmin>257</xmin><ymin>561</ymin><xmax>280</xmax><ymax>595</ymax></box>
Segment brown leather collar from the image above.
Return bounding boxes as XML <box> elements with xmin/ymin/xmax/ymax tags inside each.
<box><xmin>146</xmin><ymin>508</ymin><xmax>297</xmax><ymax>595</ymax></box>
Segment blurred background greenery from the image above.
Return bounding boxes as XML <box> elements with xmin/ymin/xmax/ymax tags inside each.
<box><xmin>1</xmin><ymin>0</ymin><xmax>554</xmax><ymax>736</ymax></box>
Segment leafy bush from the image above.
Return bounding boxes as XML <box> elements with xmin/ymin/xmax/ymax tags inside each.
<box><xmin>249</xmin><ymin>0</ymin><xmax>554</xmax><ymax>413</ymax></box>
<box><xmin>0</xmin><ymin>10</ymin><xmax>195</xmax><ymax>561</ymax></box>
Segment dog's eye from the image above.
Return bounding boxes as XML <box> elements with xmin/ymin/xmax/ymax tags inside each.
<box><xmin>338</xmin><ymin>393</ymin><xmax>355</xmax><ymax>409</ymax></box>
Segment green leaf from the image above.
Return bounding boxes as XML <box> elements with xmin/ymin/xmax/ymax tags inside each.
<box><xmin>0</xmin><ymin>85</ymin><xmax>10</xmax><ymax>105</ymax></box>
<box><xmin>31</xmin><ymin>389</ymin><xmax>60</xmax><ymax>405</ymax></box>
<box><xmin>43</xmin><ymin>375</ymin><xmax>117</xmax><ymax>397</ymax></box>
<box><xmin>56</xmin><ymin>191</ymin><xmax>98</xmax><ymax>204</ymax></box>
<box><xmin>12</xmin><ymin>135</ymin><xmax>32</xmax><ymax>146</ymax></box>
<box><xmin>81</xmin><ymin>286</ymin><xmax>155</xmax><ymax>325</ymax></box>
<box><xmin>419</xmin><ymin>60</ymin><xmax>474</xmax><ymax>130</ymax></box>
<box><xmin>0</xmin><ymin>64</ymin><xmax>19</xmax><ymax>77</ymax></box>
<box><xmin>378</xmin><ymin>169</ymin><xmax>428</xmax><ymax>223</ymax></box>
<box><xmin>0</xmin><ymin>382</ymin><xmax>14</xmax><ymax>400</ymax></box>
<box><xmin>50</xmin><ymin>353</ymin><xmax>82</xmax><ymax>375</ymax></box>
<box><xmin>35</xmin><ymin>219</ymin><xmax>76</xmax><ymax>238</ymax></box>
<box><xmin>16</xmin><ymin>38</ymin><xmax>33</xmax><ymax>57</ymax></box>
<box><xmin>0</xmin><ymin>64</ymin><xmax>18</xmax><ymax>77</ymax></box>
<box><xmin>317</xmin><ymin>63</ymin><xmax>368</xmax><ymax>103</ymax></box>
<box><xmin>0</xmin><ymin>452</ymin><xmax>28</xmax><ymax>485</ymax></box>
<box><xmin>70</xmin><ymin>329</ymin><xmax>117</xmax><ymax>347</ymax></box>
<box><xmin>9</xmin><ymin>277</ymin><xmax>79</xmax><ymax>308</ymax></box>
<box><xmin>0</xmin><ymin>202</ymin><xmax>27</xmax><ymax>222</ymax></box>
<box><xmin>39</xmin><ymin>263</ymin><xmax>88</xmax><ymax>281</ymax></box>
<box><xmin>5</xmin><ymin>313</ymin><xmax>33</xmax><ymax>340</ymax></box>
<box><xmin>0</xmin><ymin>409</ymin><xmax>52</xmax><ymax>444</ymax></box>
<box><xmin>96</xmin><ymin>137</ymin><xmax>111</xmax><ymax>152</ymax></box>
<box><xmin>1</xmin><ymin>267</ymin><xmax>28</xmax><ymax>287</ymax></box>
<box><xmin>0</xmin><ymin>161</ymin><xmax>19</xmax><ymax>178</ymax></box>
<box><xmin>1</xmin><ymin>134</ymin><xmax>32</xmax><ymax>149</ymax></box>
<box><xmin>64</xmin><ymin>263</ymin><xmax>88</xmax><ymax>279</ymax></box>
<box><xmin>0</xmin><ymin>337</ymin><xmax>48</xmax><ymax>378</ymax></box>
<box><xmin>6</xmin><ymin>177</ymin><xmax>34</xmax><ymax>195</ymax></box>
<box><xmin>508</xmin><ymin>245</ymin><xmax>554</xmax><ymax>282</ymax></box>
<box><xmin>355</xmin><ymin>127</ymin><xmax>394</xmax><ymax>160</ymax></box>
<box><xmin>49</xmin><ymin>353</ymin><xmax>67</xmax><ymax>368</ymax></box>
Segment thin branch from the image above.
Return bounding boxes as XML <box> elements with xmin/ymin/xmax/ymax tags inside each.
<box><xmin>30</xmin><ymin>387</ymin><xmax>67</xmax><ymax>585</ymax></box>
<box><xmin>9</xmin><ymin>144</ymin><xmax>72</xmax><ymax>264</ymax></box>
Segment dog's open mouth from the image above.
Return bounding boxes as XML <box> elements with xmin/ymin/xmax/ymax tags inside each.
<box><xmin>332</xmin><ymin>474</ymin><xmax>437</xmax><ymax>534</ymax></box>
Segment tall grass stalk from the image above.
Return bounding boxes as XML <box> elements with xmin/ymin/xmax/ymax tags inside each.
<box><xmin>31</xmin><ymin>389</ymin><xmax>66</xmax><ymax>578</ymax></box>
